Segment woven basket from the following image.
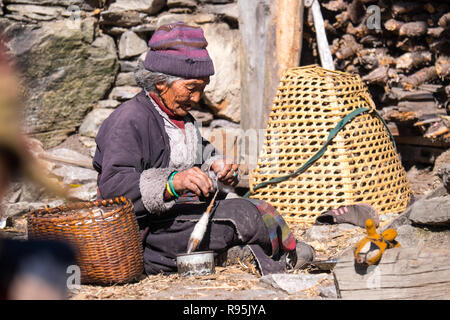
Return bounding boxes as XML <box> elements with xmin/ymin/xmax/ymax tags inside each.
<box><xmin>249</xmin><ymin>65</ymin><xmax>412</xmax><ymax>227</ymax></box>
<box><xmin>27</xmin><ymin>197</ymin><xmax>144</xmax><ymax>285</ymax></box>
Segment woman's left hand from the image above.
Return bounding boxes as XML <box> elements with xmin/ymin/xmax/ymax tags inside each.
<box><xmin>211</xmin><ymin>159</ymin><xmax>240</xmax><ymax>186</ymax></box>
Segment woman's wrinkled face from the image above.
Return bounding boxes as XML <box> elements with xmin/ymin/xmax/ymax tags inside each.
<box><xmin>156</xmin><ymin>77</ymin><xmax>210</xmax><ymax>117</ymax></box>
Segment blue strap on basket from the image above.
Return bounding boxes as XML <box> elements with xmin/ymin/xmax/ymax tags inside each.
<box><xmin>243</xmin><ymin>107</ymin><xmax>397</xmax><ymax>198</ymax></box>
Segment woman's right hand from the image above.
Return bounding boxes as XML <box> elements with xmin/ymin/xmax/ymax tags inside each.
<box><xmin>171</xmin><ymin>167</ymin><xmax>214</xmax><ymax>197</ymax></box>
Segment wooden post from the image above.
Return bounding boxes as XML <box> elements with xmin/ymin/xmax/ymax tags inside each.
<box><xmin>333</xmin><ymin>246</ymin><xmax>450</xmax><ymax>299</ymax></box>
<box><xmin>238</xmin><ymin>0</ymin><xmax>271</xmax><ymax>135</ymax></box>
<box><xmin>305</xmin><ymin>0</ymin><xmax>334</xmax><ymax>70</ymax></box>
<box><xmin>239</xmin><ymin>0</ymin><xmax>303</xmax><ymax>169</ymax></box>
<box><xmin>275</xmin><ymin>0</ymin><xmax>304</xmax><ymax>77</ymax></box>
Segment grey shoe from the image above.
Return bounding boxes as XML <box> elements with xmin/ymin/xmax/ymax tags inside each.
<box><xmin>226</xmin><ymin>245</ymin><xmax>255</xmax><ymax>265</ymax></box>
<box><xmin>286</xmin><ymin>241</ymin><xmax>316</xmax><ymax>270</ymax></box>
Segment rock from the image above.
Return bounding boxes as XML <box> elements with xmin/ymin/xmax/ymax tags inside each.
<box><xmin>137</xmin><ymin>51</ymin><xmax>148</xmax><ymax>64</ymax></box>
<box><xmin>2</xmin><ymin>18</ymin><xmax>118</xmax><ymax>148</ymax></box>
<box><xmin>130</xmin><ymin>17</ymin><xmax>158</xmax><ymax>34</ymax></box>
<box><xmin>97</xmin><ymin>99</ymin><xmax>121</xmax><ymax>109</ymax></box>
<box><xmin>395</xmin><ymin>224</ymin><xmax>423</xmax><ymax>248</ymax></box>
<box><xmin>109</xmin><ymin>0</ymin><xmax>166</xmax><ymax>15</ymax></box>
<box><xmin>69</xmin><ymin>182</ymin><xmax>98</xmax><ymax>201</ymax></box>
<box><xmin>305</xmin><ymin>224</ymin><xmax>359</xmax><ymax>242</ymax></box>
<box><xmin>6</xmin><ymin>4</ymin><xmax>65</xmax><ymax>20</ymax></box>
<box><xmin>120</xmin><ymin>60</ymin><xmax>138</xmax><ymax>72</ymax></box>
<box><xmin>100</xmin><ymin>10</ymin><xmax>144</xmax><ymax>27</ymax></box>
<box><xmin>433</xmin><ymin>149</ymin><xmax>450</xmax><ymax>175</ymax></box>
<box><xmin>101</xmin><ymin>26</ymin><xmax>128</xmax><ymax>36</ymax></box>
<box><xmin>2</xmin><ymin>181</ymin><xmax>49</xmax><ymax>206</ymax></box>
<box><xmin>167</xmin><ymin>0</ymin><xmax>197</xmax><ymax>9</ymax></box>
<box><xmin>78</xmin><ymin>136</ymin><xmax>97</xmax><ymax>158</ymax></box>
<box><xmin>46</xmin><ymin>148</ymin><xmax>93</xmax><ymax>168</ymax></box>
<box><xmin>408</xmin><ymin>196</ymin><xmax>450</xmax><ymax>227</ymax></box>
<box><xmin>156</xmin><ymin>13</ymin><xmax>215</xmax><ymax>27</ymax></box>
<box><xmin>189</xmin><ymin>109</ymin><xmax>214</xmax><ymax>125</ymax></box>
<box><xmin>379</xmin><ymin>212</ymin><xmax>400</xmax><ymax>223</ymax></box>
<box><xmin>260</xmin><ymin>273</ymin><xmax>331</xmax><ymax>295</ymax></box>
<box><xmin>203</xmin><ymin>3</ymin><xmax>238</xmax><ymax>24</ymax></box>
<box><xmin>0</xmin><ymin>1</ymin><xmax>3</xmax><ymax>15</ymax></box>
<box><xmin>198</xmin><ymin>0</ymin><xmax>234</xmax><ymax>3</ymax></box>
<box><xmin>3</xmin><ymin>183</ymin><xmax>22</xmax><ymax>205</ymax></box>
<box><xmin>3</xmin><ymin>0</ymin><xmax>96</xmax><ymax>9</ymax></box>
<box><xmin>1</xmin><ymin>199</ymin><xmax>63</xmax><ymax>229</ymax></box>
<box><xmin>2</xmin><ymin>201</ymin><xmax>47</xmax><ymax>219</ymax></box>
<box><xmin>382</xmin><ymin>208</ymin><xmax>412</xmax><ymax>231</ymax></box>
<box><xmin>118</xmin><ymin>31</ymin><xmax>148</xmax><ymax>59</ymax></box>
<box><xmin>19</xmin><ymin>182</ymin><xmax>46</xmax><ymax>203</ymax></box>
<box><xmin>131</xmin><ymin>22</ymin><xmax>158</xmax><ymax>34</ymax></box>
<box><xmin>423</xmin><ymin>186</ymin><xmax>448</xmax><ymax>200</ymax></box>
<box><xmin>437</xmin><ymin>164</ymin><xmax>450</xmax><ymax>193</ymax></box>
<box><xmin>431</xmin><ymin>149</ymin><xmax>450</xmax><ymax>191</ymax></box>
<box><xmin>79</xmin><ymin>108</ymin><xmax>114</xmax><ymax>138</ymax></box>
<box><xmin>52</xmin><ymin>165</ymin><xmax>97</xmax><ymax>185</ymax></box>
<box><xmin>202</xmin><ymin>23</ymin><xmax>241</xmax><ymax>123</ymax></box>
<box><xmin>116</xmin><ymin>72</ymin><xmax>137</xmax><ymax>86</ymax></box>
<box><xmin>319</xmin><ymin>285</ymin><xmax>338</xmax><ymax>299</ymax></box>
<box><xmin>109</xmin><ymin>86</ymin><xmax>142</xmax><ymax>101</ymax></box>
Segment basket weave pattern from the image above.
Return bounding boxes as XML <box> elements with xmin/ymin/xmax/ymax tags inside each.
<box><xmin>27</xmin><ymin>197</ymin><xmax>144</xmax><ymax>285</ymax></box>
<box><xmin>249</xmin><ymin>65</ymin><xmax>412</xmax><ymax>227</ymax></box>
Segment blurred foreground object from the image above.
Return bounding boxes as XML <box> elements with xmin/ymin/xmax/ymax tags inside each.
<box><xmin>0</xmin><ymin>36</ymin><xmax>68</xmax><ymax>200</ymax></box>
<box><xmin>0</xmin><ymin>36</ymin><xmax>75</xmax><ymax>300</ymax></box>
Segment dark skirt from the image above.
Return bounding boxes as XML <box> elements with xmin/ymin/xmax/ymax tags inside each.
<box><xmin>141</xmin><ymin>198</ymin><xmax>293</xmax><ymax>276</ymax></box>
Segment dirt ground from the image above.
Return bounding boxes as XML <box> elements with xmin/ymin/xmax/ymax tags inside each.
<box><xmin>0</xmin><ymin>163</ymin><xmax>440</xmax><ymax>300</ymax></box>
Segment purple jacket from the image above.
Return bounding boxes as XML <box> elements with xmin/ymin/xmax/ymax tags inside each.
<box><xmin>93</xmin><ymin>90</ymin><xmax>219</xmax><ymax>224</ymax></box>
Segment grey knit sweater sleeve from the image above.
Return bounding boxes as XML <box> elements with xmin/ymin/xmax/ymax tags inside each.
<box><xmin>94</xmin><ymin>97</ymin><xmax>176</xmax><ymax>216</ymax></box>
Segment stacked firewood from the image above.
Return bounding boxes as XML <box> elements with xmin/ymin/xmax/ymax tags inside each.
<box><xmin>302</xmin><ymin>0</ymin><xmax>450</xmax><ymax>164</ymax></box>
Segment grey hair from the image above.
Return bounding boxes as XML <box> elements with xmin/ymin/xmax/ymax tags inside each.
<box><xmin>134</xmin><ymin>60</ymin><xmax>183</xmax><ymax>93</ymax></box>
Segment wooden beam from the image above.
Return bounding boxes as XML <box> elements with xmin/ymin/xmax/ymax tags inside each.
<box><xmin>275</xmin><ymin>0</ymin><xmax>303</xmax><ymax>76</ymax></box>
<box><xmin>240</xmin><ymin>0</ymin><xmax>304</xmax><ymax>132</ymax></box>
<box><xmin>334</xmin><ymin>246</ymin><xmax>450</xmax><ymax>299</ymax></box>
<box><xmin>239</xmin><ymin>0</ymin><xmax>304</xmax><ymax>168</ymax></box>
<box><xmin>238</xmin><ymin>0</ymin><xmax>272</xmax><ymax>133</ymax></box>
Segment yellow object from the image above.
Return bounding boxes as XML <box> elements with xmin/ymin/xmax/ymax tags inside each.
<box><xmin>166</xmin><ymin>181</ymin><xmax>175</xmax><ymax>197</ymax></box>
<box><xmin>353</xmin><ymin>218</ymin><xmax>400</xmax><ymax>266</ymax></box>
<box><xmin>249</xmin><ymin>65</ymin><xmax>412</xmax><ymax>227</ymax></box>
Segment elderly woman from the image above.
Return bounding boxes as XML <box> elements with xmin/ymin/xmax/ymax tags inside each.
<box><xmin>93</xmin><ymin>22</ymin><xmax>314</xmax><ymax>276</ymax></box>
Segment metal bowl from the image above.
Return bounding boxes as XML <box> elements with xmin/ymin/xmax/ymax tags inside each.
<box><xmin>176</xmin><ymin>251</ymin><xmax>215</xmax><ymax>277</ymax></box>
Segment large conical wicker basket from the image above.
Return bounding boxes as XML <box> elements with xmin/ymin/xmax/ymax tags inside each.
<box><xmin>248</xmin><ymin>65</ymin><xmax>412</xmax><ymax>227</ymax></box>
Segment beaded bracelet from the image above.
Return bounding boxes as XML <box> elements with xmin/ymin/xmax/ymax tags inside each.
<box><xmin>166</xmin><ymin>181</ymin><xmax>175</xmax><ymax>197</ymax></box>
<box><xmin>169</xmin><ymin>171</ymin><xmax>179</xmax><ymax>197</ymax></box>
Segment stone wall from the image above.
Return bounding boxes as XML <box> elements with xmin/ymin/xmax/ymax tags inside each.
<box><xmin>0</xmin><ymin>0</ymin><xmax>241</xmax><ymax>154</ymax></box>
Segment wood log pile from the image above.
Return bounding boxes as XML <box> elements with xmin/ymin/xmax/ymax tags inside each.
<box><xmin>302</xmin><ymin>0</ymin><xmax>450</xmax><ymax>165</ymax></box>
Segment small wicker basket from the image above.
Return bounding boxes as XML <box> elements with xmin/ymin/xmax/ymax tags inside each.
<box><xmin>249</xmin><ymin>65</ymin><xmax>412</xmax><ymax>227</ymax></box>
<box><xmin>27</xmin><ymin>197</ymin><xmax>144</xmax><ymax>285</ymax></box>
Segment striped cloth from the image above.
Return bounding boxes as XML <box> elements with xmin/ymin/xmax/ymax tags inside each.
<box><xmin>247</xmin><ymin>199</ymin><xmax>297</xmax><ymax>257</ymax></box>
<box><xmin>144</xmin><ymin>21</ymin><xmax>215</xmax><ymax>78</ymax></box>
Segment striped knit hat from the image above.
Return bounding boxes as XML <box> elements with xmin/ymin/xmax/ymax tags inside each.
<box><xmin>144</xmin><ymin>22</ymin><xmax>215</xmax><ymax>78</ymax></box>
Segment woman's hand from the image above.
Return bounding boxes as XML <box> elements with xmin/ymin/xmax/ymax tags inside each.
<box><xmin>171</xmin><ymin>167</ymin><xmax>214</xmax><ymax>197</ymax></box>
<box><xmin>211</xmin><ymin>159</ymin><xmax>240</xmax><ymax>187</ymax></box>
